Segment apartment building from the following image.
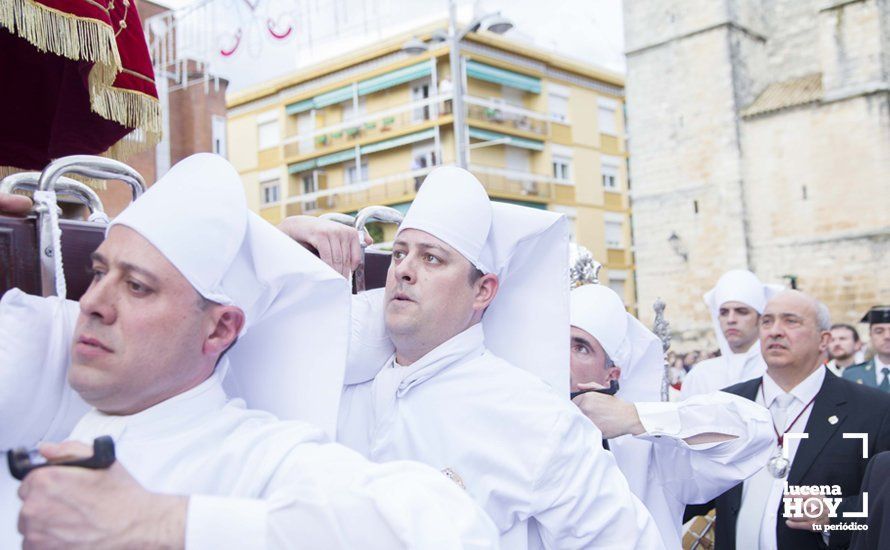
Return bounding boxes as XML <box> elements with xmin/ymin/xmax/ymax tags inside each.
<box><xmin>227</xmin><ymin>21</ymin><xmax>636</xmax><ymax>305</ymax></box>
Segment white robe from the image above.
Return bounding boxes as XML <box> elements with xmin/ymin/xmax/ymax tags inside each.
<box><xmin>338</xmin><ymin>323</ymin><xmax>665</xmax><ymax>550</ymax></box>
<box><xmin>0</xmin><ymin>372</ymin><xmax>499</xmax><ymax>549</ymax></box>
<box><xmin>608</xmin><ymin>392</ymin><xmax>773</xmax><ymax>548</ymax></box>
<box><xmin>679</xmin><ymin>343</ymin><xmax>766</xmax><ymax>399</ymax></box>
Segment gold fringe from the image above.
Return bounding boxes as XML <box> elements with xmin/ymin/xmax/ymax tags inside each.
<box><xmin>0</xmin><ymin>0</ymin><xmax>121</xmax><ymax>85</ymax></box>
<box><xmin>89</xmin><ymin>75</ymin><xmax>163</xmax><ymax>136</ymax></box>
<box><xmin>0</xmin><ymin>0</ymin><xmax>162</xmax><ymax>164</ymax></box>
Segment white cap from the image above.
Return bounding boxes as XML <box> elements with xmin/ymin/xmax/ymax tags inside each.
<box><xmin>570</xmin><ymin>284</ymin><xmax>663</xmax><ymax>402</ymax></box>
<box><xmin>110</xmin><ymin>154</ymin><xmax>350</xmax><ymax>437</ymax></box>
<box><xmin>398</xmin><ymin>166</ymin><xmax>570</xmax><ymax>391</ymax></box>
<box><xmin>703</xmin><ymin>269</ymin><xmax>783</xmax><ymax>358</ymax></box>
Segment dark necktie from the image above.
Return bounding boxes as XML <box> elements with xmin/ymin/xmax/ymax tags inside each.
<box><xmin>880</xmin><ymin>367</ymin><xmax>889</xmax><ymax>392</ymax></box>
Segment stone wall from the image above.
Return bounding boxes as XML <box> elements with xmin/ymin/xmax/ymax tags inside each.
<box><xmin>624</xmin><ymin>0</ymin><xmax>890</xmax><ymax>350</ymax></box>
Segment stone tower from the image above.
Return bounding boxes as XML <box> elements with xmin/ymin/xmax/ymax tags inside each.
<box><xmin>624</xmin><ymin>0</ymin><xmax>890</xmax><ymax>348</ymax></box>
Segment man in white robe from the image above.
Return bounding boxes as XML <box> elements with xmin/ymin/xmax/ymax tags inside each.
<box><xmin>334</xmin><ymin>167</ymin><xmax>664</xmax><ymax>550</ymax></box>
<box><xmin>0</xmin><ymin>155</ymin><xmax>498</xmax><ymax>549</ymax></box>
<box><xmin>568</xmin><ymin>284</ymin><xmax>773</xmax><ymax>548</ymax></box>
<box><xmin>681</xmin><ymin>270</ymin><xmax>782</xmax><ymax>398</ymax></box>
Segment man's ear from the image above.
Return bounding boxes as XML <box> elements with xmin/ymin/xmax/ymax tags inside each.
<box><xmin>608</xmin><ymin>366</ymin><xmax>622</xmax><ymax>382</ymax></box>
<box><xmin>473</xmin><ymin>274</ymin><xmax>499</xmax><ymax>312</ymax></box>
<box><xmin>205</xmin><ymin>306</ymin><xmax>245</xmax><ymax>357</ymax></box>
<box><xmin>817</xmin><ymin>331</ymin><xmax>832</xmax><ymax>353</ymax></box>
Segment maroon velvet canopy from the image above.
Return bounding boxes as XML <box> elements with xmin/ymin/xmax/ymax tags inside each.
<box><xmin>0</xmin><ymin>0</ymin><xmax>161</xmax><ymax>175</ymax></box>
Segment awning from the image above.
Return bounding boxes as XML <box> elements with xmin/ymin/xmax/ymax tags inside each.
<box><xmin>285</xmin><ymin>99</ymin><xmax>315</xmax><ymax>116</ymax></box>
<box><xmin>285</xmin><ymin>62</ymin><xmax>433</xmax><ymax>115</ymax></box>
<box><xmin>317</xmin><ymin>148</ymin><xmax>357</xmax><ymax>167</ymax></box>
<box><xmin>466</xmin><ymin>60</ymin><xmax>541</xmax><ymax>94</ymax></box>
<box><xmin>361</xmin><ymin>128</ymin><xmax>435</xmax><ymax>155</ymax></box>
<box><xmin>314</xmin><ymin>86</ymin><xmax>355</xmax><ymax>109</ymax></box>
<box><xmin>287</xmin><ymin>159</ymin><xmax>317</xmax><ymax>174</ymax></box>
<box><xmin>358</xmin><ymin>62</ymin><xmax>431</xmax><ymax>96</ymax></box>
<box><xmin>469</xmin><ymin>127</ymin><xmax>544</xmax><ymax>151</ymax></box>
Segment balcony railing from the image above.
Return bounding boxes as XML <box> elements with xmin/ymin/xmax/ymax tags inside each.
<box><xmin>284</xmin><ymin>163</ymin><xmax>571</xmax><ymax>214</ymax></box>
<box><xmin>282</xmin><ymin>94</ymin><xmax>452</xmax><ymax>159</ymax></box>
<box><xmin>464</xmin><ymin>96</ymin><xmax>550</xmax><ymax>136</ymax></box>
<box><xmin>282</xmin><ymin>93</ymin><xmax>554</xmax><ymax>159</ymax></box>
<box><xmin>469</xmin><ymin>164</ymin><xmax>570</xmax><ymax>201</ymax></box>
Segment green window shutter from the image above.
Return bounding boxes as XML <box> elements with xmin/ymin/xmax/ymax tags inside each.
<box><xmin>466</xmin><ymin>60</ymin><xmax>541</xmax><ymax>94</ymax></box>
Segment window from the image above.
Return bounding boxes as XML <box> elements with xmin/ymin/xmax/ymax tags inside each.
<box><xmin>548</xmin><ymin>83</ymin><xmax>570</xmax><ymax>123</ymax></box>
<box><xmin>345</xmin><ymin>161</ymin><xmax>369</xmax><ymax>185</ymax></box>
<box><xmin>297</xmin><ymin>111</ymin><xmax>315</xmax><ymax>153</ymax></box>
<box><xmin>301</xmin><ymin>173</ymin><xmax>317</xmax><ymax>211</ymax></box>
<box><xmin>598</xmin><ymin>98</ymin><xmax>618</xmax><ymax>136</ymax></box>
<box><xmin>412</xmin><ymin>143</ymin><xmax>437</xmax><ymax>190</ymax></box>
<box><xmin>411</xmin><ymin>145</ymin><xmax>437</xmax><ymax>171</ymax></box>
<box><xmin>605</xmin><ymin>220</ymin><xmax>623</xmax><ymax>248</ymax></box>
<box><xmin>602</xmin><ymin>155</ymin><xmax>621</xmax><ymax>190</ymax></box>
<box><xmin>211</xmin><ymin>115</ymin><xmax>227</xmax><ymax>157</ymax></box>
<box><xmin>260</xmin><ymin>180</ymin><xmax>280</xmax><ymax>205</ymax></box>
<box><xmin>552</xmin><ymin>155</ymin><xmax>572</xmax><ymax>181</ymax></box>
<box><xmin>258</xmin><ymin>117</ymin><xmax>280</xmax><ymax>150</ymax></box>
<box><xmin>411</xmin><ymin>81</ymin><xmax>431</xmax><ymax>121</ymax></box>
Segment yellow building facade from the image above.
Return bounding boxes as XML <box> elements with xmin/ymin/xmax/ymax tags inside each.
<box><xmin>227</xmin><ymin>23</ymin><xmax>636</xmax><ymax>306</ymax></box>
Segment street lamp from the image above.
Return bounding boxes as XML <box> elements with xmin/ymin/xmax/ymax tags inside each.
<box><xmin>401</xmin><ymin>0</ymin><xmax>514</xmax><ymax>169</ymax></box>
<box><xmin>667</xmin><ymin>231</ymin><xmax>689</xmax><ymax>262</ymax></box>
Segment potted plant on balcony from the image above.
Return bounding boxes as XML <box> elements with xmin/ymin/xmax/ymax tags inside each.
<box><xmin>364</xmin><ymin>121</ymin><xmax>377</xmax><ymax>130</ymax></box>
<box><xmin>346</xmin><ymin>127</ymin><xmax>360</xmax><ymax>138</ymax></box>
<box><xmin>316</xmin><ymin>134</ymin><xmax>328</xmax><ymax>146</ymax></box>
<box><xmin>381</xmin><ymin>116</ymin><xmax>395</xmax><ymax>131</ymax></box>
<box><xmin>331</xmin><ymin>130</ymin><xmax>343</xmax><ymax>139</ymax></box>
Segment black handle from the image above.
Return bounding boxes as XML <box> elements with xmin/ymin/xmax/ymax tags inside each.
<box><xmin>570</xmin><ymin>380</ymin><xmax>620</xmax><ymax>400</ymax></box>
<box><xmin>7</xmin><ymin>436</ymin><xmax>116</xmax><ymax>481</ymax></box>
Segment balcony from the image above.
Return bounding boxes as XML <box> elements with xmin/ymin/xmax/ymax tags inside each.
<box><xmin>283</xmin><ymin>94</ymin><xmax>451</xmax><ymax>159</ymax></box>
<box><xmin>469</xmin><ymin>164</ymin><xmax>572</xmax><ymax>202</ymax></box>
<box><xmin>282</xmin><ymin>164</ymin><xmax>572</xmax><ymax>214</ymax></box>
<box><xmin>285</xmin><ymin>167</ymin><xmax>433</xmax><ymax>215</ymax></box>
<box><xmin>464</xmin><ymin>96</ymin><xmax>550</xmax><ymax>137</ymax></box>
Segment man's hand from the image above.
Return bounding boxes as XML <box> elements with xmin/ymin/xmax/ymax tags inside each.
<box><xmin>785</xmin><ymin>497</ymin><xmax>831</xmax><ymax>532</ymax></box>
<box><xmin>17</xmin><ymin>441</ymin><xmax>187</xmax><ymax>550</ymax></box>
<box><xmin>0</xmin><ymin>192</ymin><xmax>33</xmax><ymax>217</ymax></box>
<box><xmin>572</xmin><ymin>382</ymin><xmax>645</xmax><ymax>439</ymax></box>
<box><xmin>277</xmin><ymin>215</ymin><xmax>373</xmax><ymax>279</ymax></box>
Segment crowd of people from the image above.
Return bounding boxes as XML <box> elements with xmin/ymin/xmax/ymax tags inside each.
<box><xmin>0</xmin><ymin>156</ymin><xmax>888</xmax><ymax>549</ymax></box>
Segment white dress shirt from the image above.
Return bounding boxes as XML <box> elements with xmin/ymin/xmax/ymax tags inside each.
<box><xmin>680</xmin><ymin>343</ymin><xmax>767</xmax><ymax>399</ymax></box>
<box><xmin>736</xmin><ymin>366</ymin><xmax>825</xmax><ymax>550</ymax></box>
<box><xmin>339</xmin><ymin>323</ymin><xmax>665</xmax><ymax>550</ymax></box>
<box><xmin>609</xmin><ymin>391</ymin><xmax>773</xmax><ymax>548</ymax></box>
<box><xmin>875</xmin><ymin>356</ymin><xmax>890</xmax><ymax>386</ymax></box>
<box><xmin>0</xmin><ymin>372</ymin><xmax>499</xmax><ymax>549</ymax></box>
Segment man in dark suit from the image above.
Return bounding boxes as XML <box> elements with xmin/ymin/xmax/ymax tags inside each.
<box><xmin>693</xmin><ymin>290</ymin><xmax>890</xmax><ymax>549</ymax></box>
<box><xmin>843</xmin><ymin>306</ymin><xmax>890</xmax><ymax>392</ymax></box>
<box><xmin>850</xmin><ymin>451</ymin><xmax>890</xmax><ymax>550</ymax></box>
